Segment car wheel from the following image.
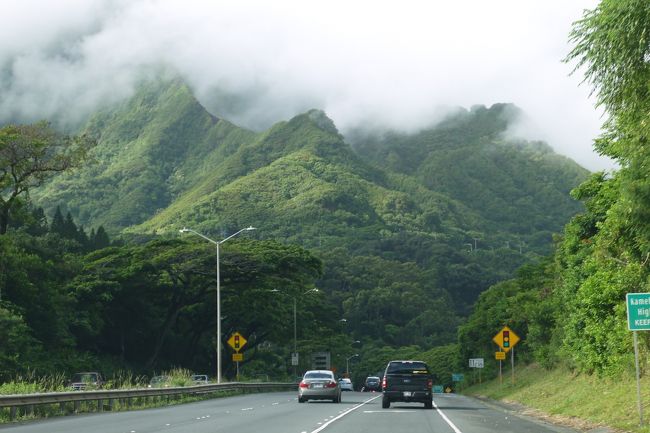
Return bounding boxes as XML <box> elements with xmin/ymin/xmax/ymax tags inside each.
<box><xmin>298</xmin><ymin>397</ymin><xmax>306</xmax><ymax>403</ymax></box>
<box><xmin>424</xmin><ymin>400</ymin><xmax>433</xmax><ymax>409</ymax></box>
<box><xmin>382</xmin><ymin>397</ymin><xmax>390</xmax><ymax>409</ymax></box>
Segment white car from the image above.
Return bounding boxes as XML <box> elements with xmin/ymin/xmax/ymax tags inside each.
<box><xmin>339</xmin><ymin>378</ymin><xmax>353</xmax><ymax>391</ymax></box>
<box><xmin>299</xmin><ymin>370</ymin><xmax>341</xmax><ymax>403</ymax></box>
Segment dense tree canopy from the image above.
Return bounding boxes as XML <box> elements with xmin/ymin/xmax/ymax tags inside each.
<box><xmin>458</xmin><ymin>0</ymin><xmax>650</xmax><ymax>380</ymax></box>
<box><xmin>0</xmin><ymin>122</ymin><xmax>94</xmax><ymax>234</ymax></box>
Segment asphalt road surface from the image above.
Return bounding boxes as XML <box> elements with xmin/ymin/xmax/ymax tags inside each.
<box><xmin>0</xmin><ymin>391</ymin><xmax>579</xmax><ymax>433</ymax></box>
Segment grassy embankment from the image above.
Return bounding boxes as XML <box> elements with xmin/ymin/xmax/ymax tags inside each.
<box><xmin>463</xmin><ymin>363</ymin><xmax>650</xmax><ymax>433</ymax></box>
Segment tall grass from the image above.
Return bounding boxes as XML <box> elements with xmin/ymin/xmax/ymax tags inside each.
<box><xmin>0</xmin><ymin>368</ymin><xmax>241</xmax><ymax>424</ymax></box>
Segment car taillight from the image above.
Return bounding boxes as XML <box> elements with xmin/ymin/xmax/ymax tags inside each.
<box><xmin>427</xmin><ymin>379</ymin><xmax>433</xmax><ymax>389</ymax></box>
<box><xmin>325</xmin><ymin>381</ymin><xmax>337</xmax><ymax>388</ymax></box>
<box><xmin>382</xmin><ymin>377</ymin><xmax>387</xmax><ymax>389</ymax></box>
<box><xmin>299</xmin><ymin>381</ymin><xmax>309</xmax><ymax>388</ymax></box>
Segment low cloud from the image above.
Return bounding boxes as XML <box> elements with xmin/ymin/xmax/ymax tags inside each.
<box><xmin>0</xmin><ymin>0</ymin><xmax>611</xmax><ymax>170</ymax></box>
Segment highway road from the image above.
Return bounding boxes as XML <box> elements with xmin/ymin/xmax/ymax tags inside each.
<box><xmin>0</xmin><ymin>391</ymin><xmax>578</xmax><ymax>433</ymax></box>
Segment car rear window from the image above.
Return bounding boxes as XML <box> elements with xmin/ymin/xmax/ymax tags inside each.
<box><xmin>304</xmin><ymin>372</ymin><xmax>333</xmax><ymax>379</ymax></box>
<box><xmin>387</xmin><ymin>362</ymin><xmax>429</xmax><ymax>374</ymax></box>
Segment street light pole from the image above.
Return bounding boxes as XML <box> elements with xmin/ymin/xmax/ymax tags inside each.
<box><xmin>293</xmin><ymin>296</ymin><xmax>297</xmax><ymax>357</ymax></box>
<box><xmin>180</xmin><ymin>226</ymin><xmax>256</xmax><ymax>384</ymax></box>
<box><xmin>346</xmin><ymin>354</ymin><xmax>359</xmax><ymax>377</ymax></box>
<box><xmin>271</xmin><ymin>288</ymin><xmax>318</xmax><ymax>378</ymax></box>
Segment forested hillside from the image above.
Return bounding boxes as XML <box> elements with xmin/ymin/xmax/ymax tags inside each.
<box><xmin>1</xmin><ymin>76</ymin><xmax>590</xmax><ymax>379</ymax></box>
<box><xmin>33</xmin><ymin>79</ymin><xmax>588</xmax><ymax>313</ymax></box>
<box><xmin>457</xmin><ymin>0</ymin><xmax>650</xmax><ymax>383</ymax></box>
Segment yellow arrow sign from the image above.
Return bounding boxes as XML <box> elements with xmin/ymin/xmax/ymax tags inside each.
<box><xmin>495</xmin><ymin>351</ymin><xmax>506</xmax><ymax>360</ymax></box>
<box><xmin>492</xmin><ymin>326</ymin><xmax>520</xmax><ymax>353</ymax></box>
<box><xmin>227</xmin><ymin>332</ymin><xmax>247</xmax><ymax>352</ymax></box>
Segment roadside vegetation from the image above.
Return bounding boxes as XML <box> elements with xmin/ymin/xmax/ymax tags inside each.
<box><xmin>456</xmin><ymin>0</ymin><xmax>650</xmax><ymax>378</ymax></box>
<box><xmin>464</xmin><ymin>363</ymin><xmax>646</xmax><ymax>433</ymax></box>
<box><xmin>447</xmin><ymin>1</ymin><xmax>650</xmax><ymax>430</ymax></box>
<box><xmin>0</xmin><ymin>368</ymin><xmax>238</xmax><ymax>423</ymax></box>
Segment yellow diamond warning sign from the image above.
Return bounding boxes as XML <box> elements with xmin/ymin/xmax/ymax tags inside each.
<box><xmin>492</xmin><ymin>326</ymin><xmax>520</xmax><ymax>353</ymax></box>
<box><xmin>227</xmin><ymin>332</ymin><xmax>247</xmax><ymax>352</ymax></box>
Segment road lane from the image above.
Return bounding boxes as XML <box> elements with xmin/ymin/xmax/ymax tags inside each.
<box><xmin>0</xmin><ymin>391</ymin><xmax>580</xmax><ymax>433</ymax></box>
<box><xmin>432</xmin><ymin>394</ymin><xmax>578</xmax><ymax>433</ymax></box>
<box><xmin>304</xmin><ymin>392</ymin><xmax>580</xmax><ymax>433</ymax></box>
<box><xmin>0</xmin><ymin>391</ymin><xmax>376</xmax><ymax>433</ymax></box>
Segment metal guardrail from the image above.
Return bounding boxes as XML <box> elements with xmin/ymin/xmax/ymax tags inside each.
<box><xmin>0</xmin><ymin>382</ymin><xmax>297</xmax><ymax>420</ymax></box>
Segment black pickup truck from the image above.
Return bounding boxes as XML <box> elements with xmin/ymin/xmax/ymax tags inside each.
<box><xmin>381</xmin><ymin>360</ymin><xmax>433</xmax><ymax>409</ymax></box>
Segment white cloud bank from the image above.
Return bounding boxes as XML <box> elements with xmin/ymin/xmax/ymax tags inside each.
<box><xmin>0</xmin><ymin>0</ymin><xmax>611</xmax><ymax>170</ymax></box>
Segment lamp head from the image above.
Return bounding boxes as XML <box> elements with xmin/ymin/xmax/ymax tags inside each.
<box><xmin>179</xmin><ymin>228</ymin><xmax>189</xmax><ymax>233</ymax></box>
<box><xmin>246</xmin><ymin>226</ymin><xmax>257</xmax><ymax>231</ymax></box>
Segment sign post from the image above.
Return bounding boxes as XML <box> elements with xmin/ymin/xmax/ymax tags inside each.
<box><xmin>227</xmin><ymin>332</ymin><xmax>248</xmax><ymax>381</ymax></box>
<box><xmin>469</xmin><ymin>358</ymin><xmax>484</xmax><ymax>384</ymax></box>
<box><xmin>452</xmin><ymin>373</ymin><xmax>464</xmax><ymax>393</ymax></box>
<box><xmin>495</xmin><ymin>350</ymin><xmax>505</xmax><ymax>385</ymax></box>
<box><xmin>493</xmin><ymin>326</ymin><xmax>520</xmax><ymax>386</ymax></box>
<box><xmin>626</xmin><ymin>293</ymin><xmax>650</xmax><ymax>427</ymax></box>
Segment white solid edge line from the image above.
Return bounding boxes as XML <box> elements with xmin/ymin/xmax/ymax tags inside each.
<box><xmin>432</xmin><ymin>399</ymin><xmax>463</xmax><ymax>433</ymax></box>
<box><xmin>309</xmin><ymin>395</ymin><xmax>382</xmax><ymax>433</ymax></box>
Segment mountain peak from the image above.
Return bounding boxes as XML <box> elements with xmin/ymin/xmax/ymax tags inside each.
<box><xmin>305</xmin><ymin>109</ymin><xmax>340</xmax><ymax>135</ymax></box>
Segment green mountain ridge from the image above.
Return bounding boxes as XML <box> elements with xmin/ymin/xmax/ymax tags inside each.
<box><xmin>31</xmin><ymin>78</ymin><xmax>589</xmax><ymax>345</ymax></box>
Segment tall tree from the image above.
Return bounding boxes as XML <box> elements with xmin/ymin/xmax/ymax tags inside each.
<box><xmin>63</xmin><ymin>212</ymin><xmax>78</xmax><ymax>239</ymax></box>
<box><xmin>92</xmin><ymin>226</ymin><xmax>110</xmax><ymax>250</ymax></box>
<box><xmin>50</xmin><ymin>206</ymin><xmax>65</xmax><ymax>235</ymax></box>
<box><xmin>567</xmin><ymin>0</ymin><xmax>650</xmax><ymax>257</ymax></box>
<box><xmin>0</xmin><ymin>122</ymin><xmax>95</xmax><ymax>234</ymax></box>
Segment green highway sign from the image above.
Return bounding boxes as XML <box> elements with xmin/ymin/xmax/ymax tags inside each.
<box><xmin>452</xmin><ymin>373</ymin><xmax>464</xmax><ymax>382</ymax></box>
<box><xmin>626</xmin><ymin>293</ymin><xmax>650</xmax><ymax>331</ymax></box>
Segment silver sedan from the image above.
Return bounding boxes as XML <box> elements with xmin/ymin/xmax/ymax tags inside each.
<box><xmin>298</xmin><ymin>370</ymin><xmax>341</xmax><ymax>403</ymax></box>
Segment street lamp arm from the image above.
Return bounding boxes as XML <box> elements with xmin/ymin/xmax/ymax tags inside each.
<box><xmin>179</xmin><ymin>228</ymin><xmax>218</xmax><ymax>245</ymax></box>
<box><xmin>179</xmin><ymin>226</ymin><xmax>256</xmax><ymax>245</ymax></box>
<box><xmin>219</xmin><ymin>226</ymin><xmax>256</xmax><ymax>244</ymax></box>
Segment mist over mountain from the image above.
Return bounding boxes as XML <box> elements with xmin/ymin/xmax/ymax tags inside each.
<box><xmin>30</xmin><ymin>77</ymin><xmax>588</xmax><ymax>343</ymax></box>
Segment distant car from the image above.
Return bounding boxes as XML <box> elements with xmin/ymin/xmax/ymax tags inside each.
<box><xmin>298</xmin><ymin>370</ymin><xmax>341</xmax><ymax>403</ymax></box>
<box><xmin>68</xmin><ymin>372</ymin><xmax>105</xmax><ymax>391</ymax></box>
<box><xmin>338</xmin><ymin>378</ymin><xmax>353</xmax><ymax>391</ymax></box>
<box><xmin>148</xmin><ymin>375</ymin><xmax>171</xmax><ymax>388</ymax></box>
<box><xmin>381</xmin><ymin>360</ymin><xmax>433</xmax><ymax>409</ymax></box>
<box><xmin>364</xmin><ymin>376</ymin><xmax>381</xmax><ymax>392</ymax></box>
<box><xmin>191</xmin><ymin>374</ymin><xmax>209</xmax><ymax>385</ymax></box>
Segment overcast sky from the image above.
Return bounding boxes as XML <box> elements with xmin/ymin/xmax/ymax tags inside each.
<box><xmin>0</xmin><ymin>0</ymin><xmax>611</xmax><ymax>170</ymax></box>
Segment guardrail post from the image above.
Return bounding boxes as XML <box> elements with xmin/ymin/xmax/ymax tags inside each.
<box><xmin>74</xmin><ymin>400</ymin><xmax>81</xmax><ymax>414</ymax></box>
<box><xmin>109</xmin><ymin>398</ymin><xmax>114</xmax><ymax>411</ymax></box>
<box><xmin>59</xmin><ymin>402</ymin><xmax>65</xmax><ymax>414</ymax></box>
<box><xmin>9</xmin><ymin>406</ymin><xmax>16</xmax><ymax>421</ymax></box>
<box><xmin>27</xmin><ymin>405</ymin><xmax>34</xmax><ymax>417</ymax></box>
<box><xmin>98</xmin><ymin>399</ymin><xmax>103</xmax><ymax>412</ymax></box>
